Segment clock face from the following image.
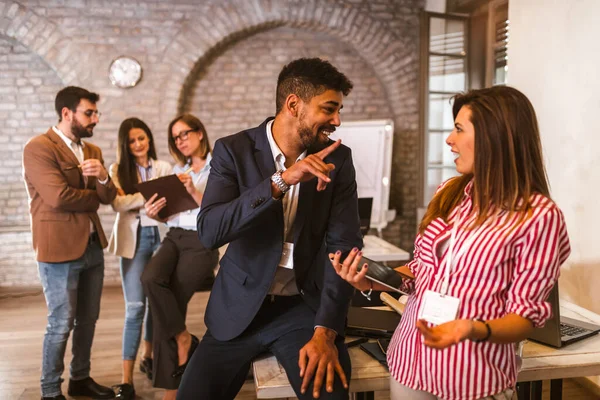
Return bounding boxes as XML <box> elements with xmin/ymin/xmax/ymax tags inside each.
<box><xmin>108</xmin><ymin>56</ymin><xmax>142</xmax><ymax>88</ymax></box>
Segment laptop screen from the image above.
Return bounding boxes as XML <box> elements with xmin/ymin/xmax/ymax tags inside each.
<box><xmin>358</xmin><ymin>197</ymin><xmax>373</xmax><ymax>236</ymax></box>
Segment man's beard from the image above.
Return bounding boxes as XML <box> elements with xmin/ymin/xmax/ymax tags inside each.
<box><xmin>71</xmin><ymin>117</ymin><xmax>95</xmax><ymax>139</ymax></box>
<box><xmin>298</xmin><ymin>124</ymin><xmax>319</xmax><ymax>150</ymax></box>
<box><xmin>298</xmin><ymin>114</ymin><xmax>335</xmax><ymax>153</ymax></box>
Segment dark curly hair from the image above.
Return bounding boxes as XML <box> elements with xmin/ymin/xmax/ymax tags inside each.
<box><xmin>275</xmin><ymin>58</ymin><xmax>353</xmax><ymax>115</ymax></box>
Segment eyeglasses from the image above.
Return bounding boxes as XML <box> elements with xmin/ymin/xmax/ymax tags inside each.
<box><xmin>172</xmin><ymin>129</ymin><xmax>196</xmax><ymax>144</ymax></box>
<box><xmin>77</xmin><ymin>109</ymin><xmax>101</xmax><ymax>118</ymax></box>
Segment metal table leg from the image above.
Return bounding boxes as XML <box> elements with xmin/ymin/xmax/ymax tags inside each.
<box><xmin>354</xmin><ymin>392</ymin><xmax>375</xmax><ymax>400</ymax></box>
<box><xmin>550</xmin><ymin>379</ymin><xmax>563</xmax><ymax>400</ymax></box>
<box><xmin>517</xmin><ymin>381</ymin><xmax>531</xmax><ymax>400</ymax></box>
<box><xmin>531</xmin><ymin>380</ymin><xmax>543</xmax><ymax>400</ymax></box>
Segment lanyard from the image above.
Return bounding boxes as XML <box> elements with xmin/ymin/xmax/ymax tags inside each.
<box><xmin>440</xmin><ymin>212</ymin><xmax>480</xmax><ymax>295</ymax></box>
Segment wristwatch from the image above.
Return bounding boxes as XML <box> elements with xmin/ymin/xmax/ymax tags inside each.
<box><xmin>271</xmin><ymin>170</ymin><xmax>290</xmax><ymax>195</ymax></box>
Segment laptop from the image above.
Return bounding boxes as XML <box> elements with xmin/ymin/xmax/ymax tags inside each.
<box><xmin>359</xmin><ymin>341</ymin><xmax>389</xmax><ymax>368</ymax></box>
<box><xmin>358</xmin><ymin>197</ymin><xmax>373</xmax><ymax>236</ymax></box>
<box><xmin>346</xmin><ymin>306</ymin><xmax>400</xmax><ymax>339</ymax></box>
<box><xmin>528</xmin><ymin>284</ymin><xmax>600</xmax><ymax>347</ymax></box>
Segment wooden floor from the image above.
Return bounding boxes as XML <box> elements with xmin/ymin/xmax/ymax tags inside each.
<box><xmin>0</xmin><ymin>286</ymin><xmax>598</xmax><ymax>400</ymax></box>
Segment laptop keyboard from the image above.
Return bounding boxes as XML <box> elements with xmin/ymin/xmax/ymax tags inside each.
<box><xmin>560</xmin><ymin>322</ymin><xmax>590</xmax><ymax>337</ymax></box>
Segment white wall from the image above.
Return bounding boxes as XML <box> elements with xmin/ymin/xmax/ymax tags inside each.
<box><xmin>509</xmin><ymin>1</ymin><xmax>600</xmax><ymax>315</ymax></box>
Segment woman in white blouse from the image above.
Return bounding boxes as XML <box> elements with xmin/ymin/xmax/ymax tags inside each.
<box><xmin>108</xmin><ymin>118</ymin><xmax>172</xmax><ymax>400</ymax></box>
<box><xmin>141</xmin><ymin>114</ymin><xmax>219</xmax><ymax>400</ymax></box>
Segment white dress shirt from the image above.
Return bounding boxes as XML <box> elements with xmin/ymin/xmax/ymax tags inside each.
<box><xmin>166</xmin><ymin>153</ymin><xmax>212</xmax><ymax>231</ymax></box>
<box><xmin>266</xmin><ymin>120</ymin><xmax>307</xmax><ymax>296</ymax></box>
<box><xmin>52</xmin><ymin>126</ymin><xmax>108</xmax><ymax>185</ymax></box>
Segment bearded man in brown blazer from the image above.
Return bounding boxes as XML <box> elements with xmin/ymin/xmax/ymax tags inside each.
<box><xmin>23</xmin><ymin>86</ymin><xmax>117</xmax><ymax>400</ymax></box>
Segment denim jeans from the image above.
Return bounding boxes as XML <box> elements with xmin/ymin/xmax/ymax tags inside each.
<box><xmin>120</xmin><ymin>225</ymin><xmax>160</xmax><ymax>360</ymax></box>
<box><xmin>38</xmin><ymin>239</ymin><xmax>104</xmax><ymax>398</ymax></box>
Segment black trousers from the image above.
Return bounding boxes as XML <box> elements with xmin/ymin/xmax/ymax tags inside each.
<box><xmin>141</xmin><ymin>227</ymin><xmax>219</xmax><ymax>390</ymax></box>
<box><xmin>176</xmin><ymin>295</ymin><xmax>351</xmax><ymax>400</ymax></box>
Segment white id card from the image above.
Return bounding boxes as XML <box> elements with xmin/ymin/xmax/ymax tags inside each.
<box><xmin>278</xmin><ymin>242</ymin><xmax>294</xmax><ymax>269</ymax></box>
<box><xmin>418</xmin><ymin>289</ymin><xmax>460</xmax><ymax>325</ymax></box>
<box><xmin>178</xmin><ymin>211</ymin><xmax>197</xmax><ymax>228</ymax></box>
<box><xmin>139</xmin><ymin>212</ymin><xmax>158</xmax><ymax>227</ymax></box>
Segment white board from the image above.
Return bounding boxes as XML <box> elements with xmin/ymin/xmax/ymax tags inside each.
<box><xmin>330</xmin><ymin>119</ymin><xmax>395</xmax><ymax>231</ymax></box>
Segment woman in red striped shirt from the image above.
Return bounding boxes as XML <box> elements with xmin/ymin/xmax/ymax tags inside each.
<box><xmin>330</xmin><ymin>86</ymin><xmax>570</xmax><ymax>399</ymax></box>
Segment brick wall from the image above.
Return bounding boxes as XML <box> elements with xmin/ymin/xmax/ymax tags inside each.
<box><xmin>184</xmin><ymin>27</ymin><xmax>394</xmax><ymax>141</ymax></box>
<box><xmin>0</xmin><ymin>0</ymin><xmax>424</xmax><ymax>286</ymax></box>
<box><xmin>0</xmin><ymin>38</ymin><xmax>62</xmax><ymax>226</ymax></box>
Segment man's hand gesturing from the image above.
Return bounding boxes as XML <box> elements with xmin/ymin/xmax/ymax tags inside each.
<box><xmin>282</xmin><ymin>139</ymin><xmax>341</xmax><ymax>192</ymax></box>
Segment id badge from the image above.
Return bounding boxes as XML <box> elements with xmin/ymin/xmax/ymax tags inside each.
<box><xmin>179</xmin><ymin>211</ymin><xmax>197</xmax><ymax>228</ymax></box>
<box><xmin>278</xmin><ymin>242</ymin><xmax>294</xmax><ymax>269</ymax></box>
<box><xmin>418</xmin><ymin>289</ymin><xmax>460</xmax><ymax>325</ymax></box>
<box><xmin>139</xmin><ymin>212</ymin><xmax>158</xmax><ymax>227</ymax></box>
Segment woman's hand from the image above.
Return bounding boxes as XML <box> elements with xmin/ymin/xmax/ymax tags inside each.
<box><xmin>177</xmin><ymin>173</ymin><xmax>197</xmax><ymax>196</ymax></box>
<box><xmin>328</xmin><ymin>248</ymin><xmax>372</xmax><ymax>291</ymax></box>
<box><xmin>144</xmin><ymin>193</ymin><xmax>167</xmax><ymax>222</ymax></box>
<box><xmin>416</xmin><ymin>319</ymin><xmax>474</xmax><ymax>349</ymax></box>
<box><xmin>116</xmin><ymin>188</ymin><xmax>126</xmax><ymax>196</ymax></box>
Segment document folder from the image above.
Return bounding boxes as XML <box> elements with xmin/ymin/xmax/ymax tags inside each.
<box><xmin>135</xmin><ymin>174</ymin><xmax>198</xmax><ymax>219</ymax></box>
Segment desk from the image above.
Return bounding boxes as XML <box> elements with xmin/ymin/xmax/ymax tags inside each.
<box><xmin>253</xmin><ymin>301</ymin><xmax>600</xmax><ymax>399</ymax></box>
<box><xmin>362</xmin><ymin>235</ymin><xmax>409</xmax><ymax>263</ymax></box>
<box><xmin>517</xmin><ymin>301</ymin><xmax>600</xmax><ymax>400</ymax></box>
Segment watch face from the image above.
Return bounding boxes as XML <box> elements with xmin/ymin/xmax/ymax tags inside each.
<box><xmin>108</xmin><ymin>56</ymin><xmax>142</xmax><ymax>88</ymax></box>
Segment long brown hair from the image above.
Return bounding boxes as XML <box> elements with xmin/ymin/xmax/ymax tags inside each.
<box><xmin>419</xmin><ymin>86</ymin><xmax>550</xmax><ymax>233</ymax></box>
<box><xmin>167</xmin><ymin>114</ymin><xmax>211</xmax><ymax>166</ymax></box>
<box><xmin>116</xmin><ymin>118</ymin><xmax>157</xmax><ymax>195</ymax></box>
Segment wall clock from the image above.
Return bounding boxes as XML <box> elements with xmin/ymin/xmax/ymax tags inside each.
<box><xmin>108</xmin><ymin>56</ymin><xmax>143</xmax><ymax>88</ymax></box>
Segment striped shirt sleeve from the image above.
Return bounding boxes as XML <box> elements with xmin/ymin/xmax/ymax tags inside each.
<box><xmin>505</xmin><ymin>206</ymin><xmax>571</xmax><ymax>327</ymax></box>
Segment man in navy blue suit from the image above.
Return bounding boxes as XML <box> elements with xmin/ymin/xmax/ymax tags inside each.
<box><xmin>177</xmin><ymin>58</ymin><xmax>363</xmax><ymax>400</ymax></box>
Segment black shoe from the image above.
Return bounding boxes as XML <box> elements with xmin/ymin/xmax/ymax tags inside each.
<box><xmin>68</xmin><ymin>377</ymin><xmax>115</xmax><ymax>399</ymax></box>
<box><xmin>139</xmin><ymin>357</ymin><xmax>153</xmax><ymax>380</ymax></box>
<box><xmin>41</xmin><ymin>396</ymin><xmax>66</xmax><ymax>400</ymax></box>
<box><xmin>113</xmin><ymin>383</ymin><xmax>135</xmax><ymax>400</ymax></box>
<box><xmin>172</xmin><ymin>334</ymin><xmax>199</xmax><ymax>378</ymax></box>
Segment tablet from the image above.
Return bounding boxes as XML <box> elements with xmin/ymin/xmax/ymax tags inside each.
<box><xmin>359</xmin><ymin>256</ymin><xmax>411</xmax><ymax>295</ymax></box>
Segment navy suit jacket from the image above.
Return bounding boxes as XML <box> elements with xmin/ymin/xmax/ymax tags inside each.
<box><xmin>197</xmin><ymin>118</ymin><xmax>363</xmax><ymax>341</ymax></box>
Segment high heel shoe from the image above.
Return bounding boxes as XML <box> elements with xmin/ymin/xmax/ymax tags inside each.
<box><xmin>172</xmin><ymin>334</ymin><xmax>199</xmax><ymax>378</ymax></box>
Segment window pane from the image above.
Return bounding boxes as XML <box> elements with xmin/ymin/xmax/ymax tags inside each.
<box><xmin>428</xmin><ymin>93</ymin><xmax>454</xmax><ymax>131</ymax></box>
<box><xmin>493</xmin><ymin>4</ymin><xmax>509</xmax><ymax>86</ymax></box>
<box><xmin>429</xmin><ymin>18</ymin><xmax>466</xmax><ymax>55</ymax></box>
<box><xmin>426</xmin><ymin>168</ymin><xmax>442</xmax><ymax>202</ymax></box>
<box><xmin>494</xmin><ymin>65</ymin><xmax>508</xmax><ymax>86</ymax></box>
<box><xmin>426</xmin><ymin>167</ymin><xmax>459</xmax><ymax>202</ymax></box>
<box><xmin>429</xmin><ymin>56</ymin><xmax>465</xmax><ymax>92</ymax></box>
<box><xmin>428</xmin><ymin>131</ymin><xmax>454</xmax><ymax>167</ymax></box>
